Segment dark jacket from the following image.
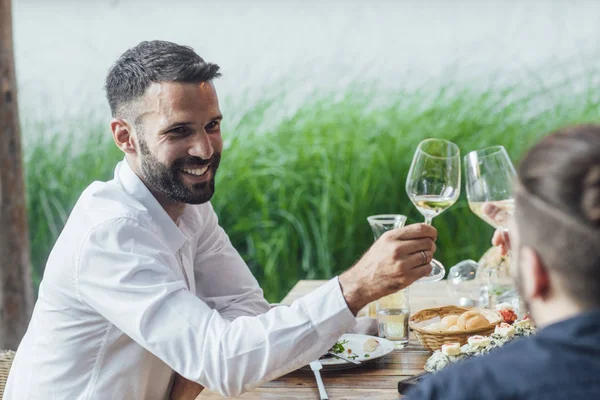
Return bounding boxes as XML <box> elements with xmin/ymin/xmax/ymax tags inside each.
<box><xmin>405</xmin><ymin>310</ymin><xmax>600</xmax><ymax>400</ymax></box>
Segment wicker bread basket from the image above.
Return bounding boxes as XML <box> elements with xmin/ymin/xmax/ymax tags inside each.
<box><xmin>409</xmin><ymin>306</ymin><xmax>502</xmax><ymax>352</ymax></box>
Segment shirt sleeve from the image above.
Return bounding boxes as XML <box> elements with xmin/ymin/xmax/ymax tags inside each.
<box><xmin>76</xmin><ymin>217</ymin><xmax>356</xmax><ymax>397</ymax></box>
<box><xmin>192</xmin><ymin>202</ymin><xmax>270</xmax><ymax>320</ymax></box>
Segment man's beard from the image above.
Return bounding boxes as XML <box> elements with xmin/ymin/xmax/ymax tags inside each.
<box><xmin>138</xmin><ymin>138</ymin><xmax>221</xmax><ymax>205</ymax></box>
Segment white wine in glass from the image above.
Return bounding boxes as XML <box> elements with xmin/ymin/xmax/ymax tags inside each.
<box><xmin>464</xmin><ymin>146</ymin><xmax>517</xmax><ymax>231</ymax></box>
<box><xmin>406</xmin><ymin>139</ymin><xmax>461</xmax><ymax>283</ymax></box>
<box><xmin>464</xmin><ymin>145</ymin><xmax>519</xmax><ymax>310</ymax></box>
<box><xmin>410</xmin><ymin>195</ymin><xmax>459</xmax><ymax>222</ymax></box>
<box><xmin>468</xmin><ymin>199</ymin><xmax>515</xmax><ymax>230</ymax></box>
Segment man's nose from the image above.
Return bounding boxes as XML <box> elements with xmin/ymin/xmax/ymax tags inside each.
<box><xmin>189</xmin><ymin>131</ymin><xmax>214</xmax><ymax>160</ymax></box>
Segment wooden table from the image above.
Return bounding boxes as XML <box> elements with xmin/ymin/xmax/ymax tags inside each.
<box><xmin>201</xmin><ymin>280</ymin><xmax>451</xmax><ymax>399</ymax></box>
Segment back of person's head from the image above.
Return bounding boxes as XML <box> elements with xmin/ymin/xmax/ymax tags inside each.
<box><xmin>104</xmin><ymin>40</ymin><xmax>221</xmax><ymax>121</ymax></box>
<box><xmin>514</xmin><ymin>124</ymin><xmax>600</xmax><ymax>309</ymax></box>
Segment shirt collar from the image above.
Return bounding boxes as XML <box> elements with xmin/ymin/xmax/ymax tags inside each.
<box><xmin>538</xmin><ymin>309</ymin><xmax>600</xmax><ymax>343</ymax></box>
<box><xmin>115</xmin><ymin>158</ymin><xmax>188</xmax><ymax>252</ymax></box>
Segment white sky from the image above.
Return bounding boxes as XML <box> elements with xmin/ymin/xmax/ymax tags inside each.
<box><xmin>13</xmin><ymin>0</ymin><xmax>600</xmax><ymax>122</ymax></box>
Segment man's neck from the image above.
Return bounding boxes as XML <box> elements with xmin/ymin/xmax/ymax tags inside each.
<box><xmin>531</xmin><ymin>297</ymin><xmax>584</xmax><ymax>328</ymax></box>
<box><xmin>152</xmin><ymin>190</ymin><xmax>186</xmax><ymax>223</ymax></box>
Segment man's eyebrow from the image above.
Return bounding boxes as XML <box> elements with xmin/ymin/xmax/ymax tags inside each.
<box><xmin>165</xmin><ymin>121</ymin><xmax>194</xmax><ymax>129</ymax></box>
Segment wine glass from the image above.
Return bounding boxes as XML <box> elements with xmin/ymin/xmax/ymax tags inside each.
<box><xmin>464</xmin><ymin>145</ymin><xmax>518</xmax><ymax>309</ymax></box>
<box><xmin>464</xmin><ymin>145</ymin><xmax>516</xmax><ymax>231</ymax></box>
<box><xmin>446</xmin><ymin>260</ymin><xmax>480</xmax><ymax>307</ymax></box>
<box><xmin>406</xmin><ymin>139</ymin><xmax>461</xmax><ymax>282</ymax></box>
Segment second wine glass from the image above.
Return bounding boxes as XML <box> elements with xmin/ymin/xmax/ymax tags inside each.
<box><xmin>464</xmin><ymin>145</ymin><xmax>516</xmax><ymax>231</ymax></box>
<box><xmin>406</xmin><ymin>139</ymin><xmax>461</xmax><ymax>282</ymax></box>
<box><xmin>464</xmin><ymin>145</ymin><xmax>519</xmax><ymax>310</ymax></box>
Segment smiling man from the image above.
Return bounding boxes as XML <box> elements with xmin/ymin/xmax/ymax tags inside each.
<box><xmin>5</xmin><ymin>41</ymin><xmax>438</xmax><ymax>399</ymax></box>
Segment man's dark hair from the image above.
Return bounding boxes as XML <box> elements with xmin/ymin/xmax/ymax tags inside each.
<box><xmin>105</xmin><ymin>40</ymin><xmax>221</xmax><ymax>119</ymax></box>
<box><xmin>515</xmin><ymin>124</ymin><xmax>600</xmax><ymax>308</ymax></box>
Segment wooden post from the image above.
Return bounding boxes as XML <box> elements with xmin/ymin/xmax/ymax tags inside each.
<box><xmin>0</xmin><ymin>0</ymin><xmax>34</xmax><ymax>349</ymax></box>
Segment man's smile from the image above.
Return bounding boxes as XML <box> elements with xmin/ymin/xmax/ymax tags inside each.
<box><xmin>181</xmin><ymin>165</ymin><xmax>209</xmax><ymax>176</ymax></box>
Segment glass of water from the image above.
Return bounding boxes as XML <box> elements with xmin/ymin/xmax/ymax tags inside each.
<box><xmin>376</xmin><ymin>289</ymin><xmax>410</xmax><ymax>347</ymax></box>
<box><xmin>367</xmin><ymin>214</ymin><xmax>410</xmax><ymax>348</ymax></box>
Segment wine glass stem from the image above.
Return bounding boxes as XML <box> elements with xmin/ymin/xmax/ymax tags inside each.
<box><xmin>424</xmin><ymin>217</ymin><xmax>433</xmax><ymax>226</ymax></box>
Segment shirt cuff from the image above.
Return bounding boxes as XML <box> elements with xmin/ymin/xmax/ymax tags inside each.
<box><xmin>295</xmin><ymin>277</ymin><xmax>356</xmax><ymax>339</ymax></box>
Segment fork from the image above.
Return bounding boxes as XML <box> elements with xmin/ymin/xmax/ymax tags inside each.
<box><xmin>326</xmin><ymin>351</ymin><xmax>361</xmax><ymax>365</ymax></box>
<box><xmin>309</xmin><ymin>360</ymin><xmax>328</xmax><ymax>400</ymax></box>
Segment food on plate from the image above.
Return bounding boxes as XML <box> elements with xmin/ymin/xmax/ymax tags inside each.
<box><xmin>425</xmin><ymin>317</ymin><xmax>537</xmax><ymax>373</ymax></box>
<box><xmin>514</xmin><ymin>316</ymin><xmax>534</xmax><ymax>329</ymax></box>
<box><xmin>362</xmin><ymin>338</ymin><xmax>380</xmax><ymax>352</ymax></box>
<box><xmin>424</xmin><ymin>350</ymin><xmax>467</xmax><ymax>372</ymax></box>
<box><xmin>467</xmin><ymin>335</ymin><xmax>491</xmax><ymax>348</ymax></box>
<box><xmin>321</xmin><ymin>336</ymin><xmax>384</xmax><ymax>362</ymax></box>
<box><xmin>328</xmin><ymin>339</ymin><xmax>348</xmax><ymax>354</ymax></box>
<box><xmin>494</xmin><ymin>322</ymin><xmax>515</xmax><ymax>338</ymax></box>
<box><xmin>496</xmin><ymin>303</ymin><xmax>518</xmax><ymax>324</ymax></box>
<box><xmin>441</xmin><ymin>343</ymin><xmax>461</xmax><ymax>356</ymax></box>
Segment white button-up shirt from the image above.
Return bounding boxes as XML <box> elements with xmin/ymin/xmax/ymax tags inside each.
<box><xmin>5</xmin><ymin>160</ymin><xmax>356</xmax><ymax>399</ymax></box>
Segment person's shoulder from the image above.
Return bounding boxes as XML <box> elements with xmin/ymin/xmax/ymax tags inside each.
<box><xmin>405</xmin><ymin>338</ymin><xmax>535</xmax><ymax>400</ymax></box>
<box><xmin>75</xmin><ymin>179</ymin><xmax>154</xmax><ymax>227</ymax></box>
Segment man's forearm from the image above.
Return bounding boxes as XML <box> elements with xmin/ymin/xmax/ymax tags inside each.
<box><xmin>338</xmin><ymin>270</ymin><xmax>371</xmax><ymax>315</ymax></box>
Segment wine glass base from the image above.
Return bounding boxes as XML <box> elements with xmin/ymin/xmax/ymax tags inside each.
<box><xmin>415</xmin><ymin>259</ymin><xmax>445</xmax><ymax>283</ymax></box>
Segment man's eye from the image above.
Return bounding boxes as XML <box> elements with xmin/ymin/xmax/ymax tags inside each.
<box><xmin>170</xmin><ymin>126</ymin><xmax>191</xmax><ymax>135</ymax></box>
<box><xmin>206</xmin><ymin>121</ymin><xmax>221</xmax><ymax>131</ymax></box>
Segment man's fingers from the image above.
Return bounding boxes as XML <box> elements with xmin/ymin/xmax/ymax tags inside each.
<box><xmin>483</xmin><ymin>202</ymin><xmax>510</xmax><ymax>226</ymax></box>
<box><xmin>491</xmin><ymin>230</ymin><xmax>504</xmax><ymax>246</ymax></box>
<box><xmin>491</xmin><ymin>230</ymin><xmax>511</xmax><ymax>255</ymax></box>
<box><xmin>387</xmin><ymin>223</ymin><xmax>438</xmax><ymax>241</ymax></box>
<box><xmin>482</xmin><ymin>202</ymin><xmax>501</xmax><ymax>217</ymax></box>
<box><xmin>397</xmin><ymin>238</ymin><xmax>436</xmax><ymax>255</ymax></box>
<box><xmin>398</xmin><ymin>250</ymin><xmax>433</xmax><ymax>270</ymax></box>
<box><xmin>405</xmin><ymin>262</ymin><xmax>433</xmax><ymax>284</ymax></box>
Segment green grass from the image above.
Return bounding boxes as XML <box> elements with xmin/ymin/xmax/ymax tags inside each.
<box><xmin>23</xmin><ymin>77</ymin><xmax>600</xmax><ymax>302</ymax></box>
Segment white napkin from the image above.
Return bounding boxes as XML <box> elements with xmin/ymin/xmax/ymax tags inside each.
<box><xmin>347</xmin><ymin>316</ymin><xmax>378</xmax><ymax>336</ymax></box>
<box><xmin>270</xmin><ymin>304</ymin><xmax>379</xmax><ymax>336</ymax></box>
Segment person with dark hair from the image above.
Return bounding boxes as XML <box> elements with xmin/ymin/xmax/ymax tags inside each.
<box><xmin>4</xmin><ymin>41</ymin><xmax>438</xmax><ymax>399</ymax></box>
<box><xmin>405</xmin><ymin>124</ymin><xmax>600</xmax><ymax>400</ymax></box>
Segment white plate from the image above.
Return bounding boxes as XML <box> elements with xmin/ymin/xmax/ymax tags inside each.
<box><xmin>301</xmin><ymin>333</ymin><xmax>395</xmax><ymax>371</ymax></box>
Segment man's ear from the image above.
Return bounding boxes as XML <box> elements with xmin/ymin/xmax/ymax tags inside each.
<box><xmin>110</xmin><ymin>118</ymin><xmax>137</xmax><ymax>155</ymax></box>
<box><xmin>520</xmin><ymin>246</ymin><xmax>551</xmax><ymax>301</ymax></box>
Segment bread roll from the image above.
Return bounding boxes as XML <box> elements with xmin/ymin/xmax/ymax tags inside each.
<box><xmin>457</xmin><ymin>310</ymin><xmax>490</xmax><ymax>330</ymax></box>
<box><xmin>457</xmin><ymin>310</ymin><xmax>480</xmax><ymax>330</ymax></box>
<box><xmin>465</xmin><ymin>315</ymin><xmax>489</xmax><ymax>330</ymax></box>
<box><xmin>441</xmin><ymin>315</ymin><xmax>459</xmax><ymax>328</ymax></box>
